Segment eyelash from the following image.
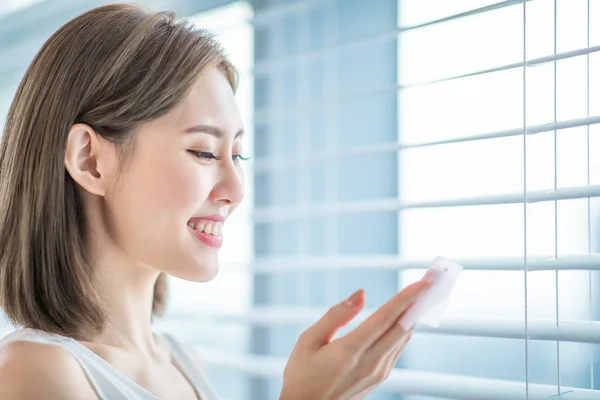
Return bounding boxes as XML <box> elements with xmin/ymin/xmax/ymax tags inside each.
<box><xmin>189</xmin><ymin>151</ymin><xmax>250</xmax><ymax>162</ymax></box>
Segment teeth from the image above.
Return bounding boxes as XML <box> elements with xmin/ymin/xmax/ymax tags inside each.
<box><xmin>188</xmin><ymin>220</ymin><xmax>223</xmax><ymax>236</ymax></box>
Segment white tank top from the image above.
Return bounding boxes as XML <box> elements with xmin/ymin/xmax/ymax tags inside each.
<box><xmin>0</xmin><ymin>328</ymin><xmax>219</xmax><ymax>400</ymax></box>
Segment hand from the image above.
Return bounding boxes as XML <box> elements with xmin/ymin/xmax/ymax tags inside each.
<box><xmin>345</xmin><ymin>329</ymin><xmax>412</xmax><ymax>400</ymax></box>
<box><xmin>279</xmin><ymin>280</ymin><xmax>430</xmax><ymax>400</ymax></box>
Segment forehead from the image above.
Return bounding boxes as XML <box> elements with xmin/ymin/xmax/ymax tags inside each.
<box><xmin>164</xmin><ymin>67</ymin><xmax>243</xmax><ymax>135</ymax></box>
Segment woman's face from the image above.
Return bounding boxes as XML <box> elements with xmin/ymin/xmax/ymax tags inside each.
<box><xmin>105</xmin><ymin>67</ymin><xmax>245</xmax><ymax>281</ymax></box>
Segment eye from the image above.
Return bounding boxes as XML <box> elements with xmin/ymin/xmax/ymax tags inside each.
<box><xmin>189</xmin><ymin>151</ymin><xmax>222</xmax><ymax>161</ymax></box>
<box><xmin>232</xmin><ymin>154</ymin><xmax>251</xmax><ymax>162</ymax></box>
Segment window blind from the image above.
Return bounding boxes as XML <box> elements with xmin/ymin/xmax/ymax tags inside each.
<box><xmin>162</xmin><ymin>0</ymin><xmax>600</xmax><ymax>399</ymax></box>
<box><xmin>3</xmin><ymin>0</ymin><xmax>600</xmax><ymax>399</ymax></box>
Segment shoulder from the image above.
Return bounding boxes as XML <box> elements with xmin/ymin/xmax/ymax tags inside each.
<box><xmin>0</xmin><ymin>339</ymin><xmax>98</xmax><ymax>400</ymax></box>
<box><xmin>159</xmin><ymin>332</ymin><xmax>207</xmax><ymax>373</ymax></box>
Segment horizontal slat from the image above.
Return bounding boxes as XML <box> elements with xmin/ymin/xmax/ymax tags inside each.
<box><xmin>254</xmin><ymin>13</ymin><xmax>599</xmax><ymax>79</ymax></box>
<box><xmin>253</xmin><ymin>184</ymin><xmax>600</xmax><ymax>222</ymax></box>
<box><xmin>420</xmin><ymin>318</ymin><xmax>600</xmax><ymax>343</ymax></box>
<box><xmin>409</xmin><ymin>43</ymin><xmax>600</xmax><ymax>88</ymax></box>
<box><xmin>404</xmin><ymin>0</ymin><xmax>529</xmax><ymax>32</ymax></box>
<box><xmin>168</xmin><ymin>309</ymin><xmax>600</xmax><ymax>344</ymax></box>
<box><xmin>250</xmin><ymin>254</ymin><xmax>600</xmax><ymax>273</ymax></box>
<box><xmin>252</xmin><ymin>0</ymin><xmax>525</xmax><ymax>74</ymax></box>
<box><xmin>254</xmin><ymin>114</ymin><xmax>600</xmax><ymax>172</ymax></box>
<box><xmin>197</xmin><ymin>347</ymin><xmax>600</xmax><ymax>400</ymax></box>
<box><xmin>253</xmin><ymin>44</ymin><xmax>600</xmax><ymax>126</ymax></box>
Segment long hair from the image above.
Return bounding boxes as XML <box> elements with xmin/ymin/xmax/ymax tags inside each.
<box><xmin>0</xmin><ymin>4</ymin><xmax>237</xmax><ymax>339</ymax></box>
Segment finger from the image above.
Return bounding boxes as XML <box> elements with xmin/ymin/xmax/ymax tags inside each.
<box><xmin>344</xmin><ymin>333</ymin><xmax>413</xmax><ymax>399</ymax></box>
<box><xmin>346</xmin><ymin>386</ymin><xmax>372</xmax><ymax>400</ymax></box>
<box><xmin>340</xmin><ymin>280</ymin><xmax>429</xmax><ymax>353</ymax></box>
<box><xmin>302</xmin><ymin>289</ymin><xmax>365</xmax><ymax>349</ymax></box>
<box><xmin>376</xmin><ymin>332</ymin><xmax>412</xmax><ymax>384</ymax></box>
<box><xmin>350</xmin><ymin>331</ymin><xmax>413</xmax><ymax>398</ymax></box>
<box><xmin>386</xmin><ymin>330</ymin><xmax>412</xmax><ymax>368</ymax></box>
<box><xmin>364</xmin><ymin>318</ymin><xmax>413</xmax><ymax>362</ymax></box>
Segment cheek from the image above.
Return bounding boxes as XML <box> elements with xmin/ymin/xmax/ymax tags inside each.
<box><xmin>119</xmin><ymin>155</ymin><xmax>213</xmax><ymax>221</ymax></box>
<box><xmin>155</xmin><ymin>160</ymin><xmax>213</xmax><ymax>213</ymax></box>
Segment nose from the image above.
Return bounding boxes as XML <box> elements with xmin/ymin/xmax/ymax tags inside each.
<box><xmin>210</xmin><ymin>158</ymin><xmax>244</xmax><ymax>206</ymax></box>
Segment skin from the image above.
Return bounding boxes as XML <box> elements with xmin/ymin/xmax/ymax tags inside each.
<box><xmin>0</xmin><ymin>67</ymin><xmax>431</xmax><ymax>399</ymax></box>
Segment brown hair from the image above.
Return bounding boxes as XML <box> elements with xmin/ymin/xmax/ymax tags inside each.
<box><xmin>0</xmin><ymin>4</ymin><xmax>237</xmax><ymax>339</ymax></box>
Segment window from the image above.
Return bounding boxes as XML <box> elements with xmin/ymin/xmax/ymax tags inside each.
<box><xmin>399</xmin><ymin>0</ymin><xmax>600</xmax><ymax>398</ymax></box>
<box><xmin>196</xmin><ymin>1</ymin><xmax>600</xmax><ymax>399</ymax></box>
<box><xmin>248</xmin><ymin>0</ymin><xmax>402</xmax><ymax>399</ymax></box>
<box><xmin>4</xmin><ymin>1</ymin><xmax>600</xmax><ymax>399</ymax></box>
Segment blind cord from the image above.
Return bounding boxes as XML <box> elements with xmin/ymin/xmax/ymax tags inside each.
<box><xmin>523</xmin><ymin>0</ymin><xmax>530</xmax><ymax>399</ymax></box>
<box><xmin>553</xmin><ymin>0</ymin><xmax>561</xmax><ymax>395</ymax></box>
<box><xmin>587</xmin><ymin>0</ymin><xmax>594</xmax><ymax>390</ymax></box>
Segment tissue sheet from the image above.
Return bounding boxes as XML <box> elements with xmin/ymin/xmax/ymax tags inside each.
<box><xmin>398</xmin><ymin>256</ymin><xmax>463</xmax><ymax>331</ymax></box>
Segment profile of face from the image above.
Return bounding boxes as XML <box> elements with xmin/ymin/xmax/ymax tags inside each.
<box><xmin>67</xmin><ymin>67</ymin><xmax>245</xmax><ymax>282</ymax></box>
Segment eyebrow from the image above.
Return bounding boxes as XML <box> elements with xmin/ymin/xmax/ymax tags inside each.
<box><xmin>182</xmin><ymin>124</ymin><xmax>244</xmax><ymax>139</ymax></box>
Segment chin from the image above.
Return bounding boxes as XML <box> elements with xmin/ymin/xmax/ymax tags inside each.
<box><xmin>170</xmin><ymin>258</ymin><xmax>220</xmax><ymax>282</ymax></box>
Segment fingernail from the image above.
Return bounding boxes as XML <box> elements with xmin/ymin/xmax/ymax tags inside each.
<box><xmin>420</xmin><ymin>279</ymin><xmax>434</xmax><ymax>290</ymax></box>
<box><xmin>344</xmin><ymin>289</ymin><xmax>363</xmax><ymax>307</ymax></box>
<box><xmin>400</xmin><ymin>320</ymin><xmax>416</xmax><ymax>330</ymax></box>
<box><xmin>407</xmin><ymin>281</ymin><xmax>432</xmax><ymax>304</ymax></box>
<box><xmin>408</xmin><ymin>280</ymin><xmax>432</xmax><ymax>299</ymax></box>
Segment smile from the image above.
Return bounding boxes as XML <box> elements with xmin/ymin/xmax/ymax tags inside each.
<box><xmin>187</xmin><ymin>220</ymin><xmax>222</xmax><ymax>236</ymax></box>
<box><xmin>187</xmin><ymin>220</ymin><xmax>223</xmax><ymax>248</ymax></box>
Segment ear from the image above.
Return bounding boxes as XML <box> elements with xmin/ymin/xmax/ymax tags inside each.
<box><xmin>64</xmin><ymin>123</ymin><xmax>116</xmax><ymax>196</ymax></box>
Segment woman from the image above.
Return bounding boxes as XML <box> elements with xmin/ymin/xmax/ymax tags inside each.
<box><xmin>0</xmin><ymin>4</ymin><xmax>431</xmax><ymax>399</ymax></box>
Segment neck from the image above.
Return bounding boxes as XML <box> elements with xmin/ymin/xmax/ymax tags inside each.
<box><xmin>89</xmin><ymin>242</ymin><xmax>161</xmax><ymax>357</ymax></box>
<box><xmin>80</xmin><ymin>194</ymin><xmax>164</xmax><ymax>357</ymax></box>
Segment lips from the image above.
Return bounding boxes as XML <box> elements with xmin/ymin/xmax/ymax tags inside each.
<box><xmin>187</xmin><ymin>220</ymin><xmax>222</xmax><ymax>236</ymax></box>
<box><xmin>187</xmin><ymin>215</ymin><xmax>225</xmax><ymax>249</ymax></box>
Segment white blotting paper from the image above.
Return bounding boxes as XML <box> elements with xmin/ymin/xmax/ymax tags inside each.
<box><xmin>398</xmin><ymin>256</ymin><xmax>463</xmax><ymax>331</ymax></box>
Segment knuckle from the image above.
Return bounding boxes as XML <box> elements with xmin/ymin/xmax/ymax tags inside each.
<box><xmin>347</xmin><ymin>353</ymin><xmax>361</xmax><ymax>369</ymax></box>
<box><xmin>375</xmin><ymin>366</ymin><xmax>390</xmax><ymax>383</ymax></box>
<box><xmin>341</xmin><ymin>338</ymin><xmax>359</xmax><ymax>354</ymax></box>
<box><xmin>298</xmin><ymin>329</ymin><xmax>309</xmax><ymax>342</ymax></box>
<box><xmin>328</xmin><ymin>303</ymin><xmax>342</xmax><ymax>314</ymax></box>
<box><xmin>298</xmin><ymin>328</ymin><xmax>312</xmax><ymax>345</ymax></box>
<box><xmin>355</xmin><ymin>359</ymin><xmax>381</xmax><ymax>381</ymax></box>
<box><xmin>356</xmin><ymin>360</ymin><xmax>389</xmax><ymax>385</ymax></box>
<box><xmin>329</xmin><ymin>303</ymin><xmax>346</xmax><ymax>319</ymax></box>
<box><xmin>332</xmin><ymin>337</ymin><xmax>359</xmax><ymax>359</ymax></box>
<box><xmin>332</xmin><ymin>346</ymin><xmax>359</xmax><ymax>369</ymax></box>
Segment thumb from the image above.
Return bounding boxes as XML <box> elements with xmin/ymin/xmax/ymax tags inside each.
<box><xmin>304</xmin><ymin>289</ymin><xmax>365</xmax><ymax>348</ymax></box>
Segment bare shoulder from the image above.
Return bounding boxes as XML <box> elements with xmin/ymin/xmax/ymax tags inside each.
<box><xmin>160</xmin><ymin>333</ymin><xmax>207</xmax><ymax>373</ymax></box>
<box><xmin>172</xmin><ymin>336</ymin><xmax>207</xmax><ymax>373</ymax></box>
<box><xmin>0</xmin><ymin>340</ymin><xmax>98</xmax><ymax>400</ymax></box>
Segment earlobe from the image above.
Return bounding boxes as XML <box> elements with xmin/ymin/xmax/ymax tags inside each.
<box><xmin>64</xmin><ymin>123</ymin><xmax>112</xmax><ymax>196</ymax></box>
